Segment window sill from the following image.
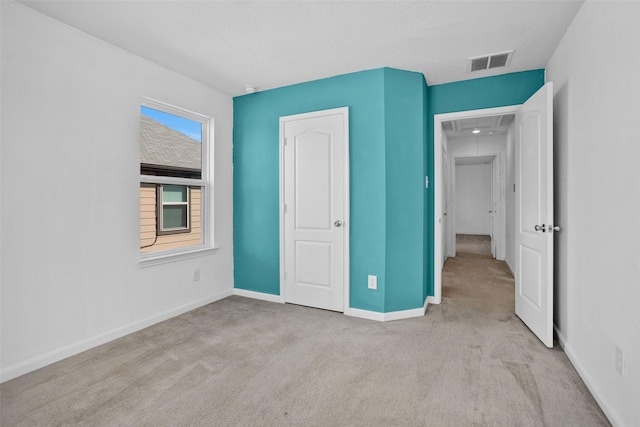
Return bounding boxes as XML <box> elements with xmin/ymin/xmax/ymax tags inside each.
<box><xmin>139</xmin><ymin>246</ymin><xmax>219</xmax><ymax>268</ymax></box>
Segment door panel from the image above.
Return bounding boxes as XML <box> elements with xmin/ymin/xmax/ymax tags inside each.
<box><xmin>520</xmin><ymin>245</ymin><xmax>542</xmax><ymax>307</ymax></box>
<box><xmin>281</xmin><ymin>108</ymin><xmax>348</xmax><ymax>312</ymax></box>
<box><xmin>295</xmin><ymin>241</ymin><xmax>332</xmax><ymax>288</ymax></box>
<box><xmin>515</xmin><ymin>82</ymin><xmax>554</xmax><ymax>347</ymax></box>
<box><xmin>520</xmin><ymin>115</ymin><xmax>541</xmax><ymax>233</ymax></box>
<box><xmin>295</xmin><ymin>132</ymin><xmax>332</xmax><ymax>230</ymax></box>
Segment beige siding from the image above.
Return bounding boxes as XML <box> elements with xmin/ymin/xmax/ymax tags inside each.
<box><xmin>140</xmin><ymin>184</ymin><xmax>202</xmax><ymax>253</ymax></box>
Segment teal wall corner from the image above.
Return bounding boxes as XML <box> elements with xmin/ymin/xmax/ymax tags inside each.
<box><xmin>382</xmin><ymin>68</ymin><xmax>427</xmax><ymax>311</ymax></box>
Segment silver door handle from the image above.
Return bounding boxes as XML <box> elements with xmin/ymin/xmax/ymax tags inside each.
<box><xmin>549</xmin><ymin>225</ymin><xmax>560</xmax><ymax>232</ymax></box>
<box><xmin>334</xmin><ymin>220</ymin><xmax>343</xmax><ymax>227</ymax></box>
<box><xmin>534</xmin><ymin>224</ymin><xmax>546</xmax><ymax>232</ymax></box>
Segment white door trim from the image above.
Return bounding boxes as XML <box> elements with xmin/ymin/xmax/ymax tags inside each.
<box><xmin>279</xmin><ymin>107</ymin><xmax>350</xmax><ymax>312</ymax></box>
<box><xmin>433</xmin><ymin>105</ymin><xmax>519</xmax><ymax>304</ymax></box>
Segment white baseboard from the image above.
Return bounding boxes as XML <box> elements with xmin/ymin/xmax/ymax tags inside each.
<box><xmin>505</xmin><ymin>258</ymin><xmax>515</xmax><ymax>277</ymax></box>
<box><xmin>233</xmin><ymin>288</ymin><xmax>428</xmax><ymax>322</ymax></box>
<box><xmin>346</xmin><ymin>297</ymin><xmax>428</xmax><ymax>322</ymax></box>
<box><xmin>346</xmin><ymin>307</ymin><xmax>386</xmax><ymax>321</ymax></box>
<box><xmin>554</xmin><ymin>325</ymin><xmax>621</xmax><ymax>427</ymax></box>
<box><xmin>233</xmin><ymin>289</ymin><xmax>431</xmax><ymax>322</ymax></box>
<box><xmin>427</xmin><ymin>295</ymin><xmax>441</xmax><ymax>305</ymax></box>
<box><xmin>233</xmin><ymin>288</ymin><xmax>284</xmax><ymax>304</ymax></box>
<box><xmin>0</xmin><ymin>289</ymin><xmax>233</xmax><ymax>384</ymax></box>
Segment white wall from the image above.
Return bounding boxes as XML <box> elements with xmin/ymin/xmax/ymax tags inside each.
<box><xmin>455</xmin><ymin>164</ymin><xmax>491</xmax><ymax>235</ymax></box>
<box><xmin>0</xmin><ymin>2</ymin><xmax>234</xmax><ymax>382</ymax></box>
<box><xmin>547</xmin><ymin>2</ymin><xmax>640</xmax><ymax>426</ymax></box>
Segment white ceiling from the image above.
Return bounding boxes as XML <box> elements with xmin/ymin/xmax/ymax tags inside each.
<box><xmin>455</xmin><ymin>155</ymin><xmax>495</xmax><ymax>166</ymax></box>
<box><xmin>18</xmin><ymin>0</ymin><xmax>583</xmax><ymax>97</ymax></box>
<box><xmin>444</xmin><ymin>114</ymin><xmax>515</xmax><ymax>139</ymax></box>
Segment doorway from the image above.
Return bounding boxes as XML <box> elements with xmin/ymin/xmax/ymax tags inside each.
<box><xmin>433</xmin><ymin>105</ymin><xmax>518</xmax><ymax>305</ymax></box>
<box><xmin>449</xmin><ymin>154</ymin><xmax>501</xmax><ymax>260</ymax></box>
<box><xmin>433</xmin><ymin>83</ymin><xmax>555</xmax><ymax>347</ymax></box>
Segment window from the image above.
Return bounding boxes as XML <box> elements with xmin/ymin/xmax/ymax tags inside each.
<box><xmin>157</xmin><ymin>184</ymin><xmax>191</xmax><ymax>234</ymax></box>
<box><xmin>139</xmin><ymin>99</ymin><xmax>210</xmax><ymax>258</ymax></box>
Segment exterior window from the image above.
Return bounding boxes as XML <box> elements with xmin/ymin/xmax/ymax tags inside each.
<box><xmin>158</xmin><ymin>185</ymin><xmax>190</xmax><ymax>234</ymax></box>
<box><xmin>139</xmin><ymin>100</ymin><xmax>208</xmax><ymax>255</ymax></box>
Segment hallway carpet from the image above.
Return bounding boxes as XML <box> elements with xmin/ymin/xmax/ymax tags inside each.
<box><xmin>1</xmin><ymin>237</ymin><xmax>610</xmax><ymax>426</ymax></box>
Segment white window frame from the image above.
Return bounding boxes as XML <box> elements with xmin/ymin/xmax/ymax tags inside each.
<box><xmin>139</xmin><ymin>98</ymin><xmax>216</xmax><ymax>266</ymax></box>
<box><xmin>158</xmin><ymin>184</ymin><xmax>191</xmax><ymax>234</ymax></box>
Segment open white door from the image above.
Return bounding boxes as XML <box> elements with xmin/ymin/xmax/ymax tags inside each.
<box><xmin>515</xmin><ymin>82</ymin><xmax>555</xmax><ymax>347</ymax></box>
<box><xmin>280</xmin><ymin>108</ymin><xmax>349</xmax><ymax>312</ymax></box>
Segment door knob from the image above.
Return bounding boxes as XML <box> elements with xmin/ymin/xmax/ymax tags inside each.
<box><xmin>534</xmin><ymin>224</ymin><xmax>546</xmax><ymax>232</ymax></box>
<box><xmin>549</xmin><ymin>225</ymin><xmax>560</xmax><ymax>232</ymax></box>
<box><xmin>334</xmin><ymin>220</ymin><xmax>343</xmax><ymax>227</ymax></box>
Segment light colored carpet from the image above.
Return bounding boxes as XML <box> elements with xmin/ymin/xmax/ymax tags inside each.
<box><xmin>0</xmin><ymin>237</ymin><xmax>610</xmax><ymax>426</ymax></box>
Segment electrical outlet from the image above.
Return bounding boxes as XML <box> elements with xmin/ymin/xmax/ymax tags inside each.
<box><xmin>368</xmin><ymin>275</ymin><xmax>377</xmax><ymax>290</ymax></box>
<box><xmin>615</xmin><ymin>345</ymin><xmax>624</xmax><ymax>376</ymax></box>
<box><xmin>193</xmin><ymin>268</ymin><xmax>200</xmax><ymax>282</ymax></box>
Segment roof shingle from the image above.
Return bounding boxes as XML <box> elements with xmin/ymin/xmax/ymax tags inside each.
<box><xmin>140</xmin><ymin>115</ymin><xmax>201</xmax><ymax>172</ymax></box>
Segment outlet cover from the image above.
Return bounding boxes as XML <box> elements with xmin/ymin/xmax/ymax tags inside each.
<box><xmin>368</xmin><ymin>275</ymin><xmax>377</xmax><ymax>290</ymax></box>
<box><xmin>193</xmin><ymin>269</ymin><xmax>200</xmax><ymax>282</ymax></box>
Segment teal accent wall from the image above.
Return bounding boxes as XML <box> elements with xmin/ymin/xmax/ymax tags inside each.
<box><xmin>234</xmin><ymin>69</ymin><xmax>387</xmax><ymax>311</ymax></box>
<box><xmin>234</xmin><ymin>67</ymin><xmax>544</xmax><ymax>312</ymax></box>
<box><xmin>428</xmin><ymin>69</ymin><xmax>546</xmax><ymax>114</ymax></box>
<box><xmin>382</xmin><ymin>68</ymin><xmax>427</xmax><ymax>311</ymax></box>
<box><xmin>425</xmin><ymin>69</ymin><xmax>546</xmax><ymax>297</ymax></box>
<box><xmin>422</xmin><ymin>77</ymin><xmax>430</xmax><ymax>303</ymax></box>
<box><xmin>233</xmin><ymin>68</ymin><xmax>427</xmax><ymax>313</ymax></box>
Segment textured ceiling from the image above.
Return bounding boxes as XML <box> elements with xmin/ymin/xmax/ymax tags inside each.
<box><xmin>19</xmin><ymin>1</ymin><xmax>583</xmax><ymax>97</ymax></box>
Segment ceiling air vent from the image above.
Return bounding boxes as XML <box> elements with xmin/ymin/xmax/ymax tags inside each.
<box><xmin>469</xmin><ymin>50</ymin><xmax>513</xmax><ymax>73</ymax></box>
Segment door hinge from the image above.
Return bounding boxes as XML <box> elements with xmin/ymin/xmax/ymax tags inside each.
<box><xmin>283</xmin><ymin>204</ymin><xmax>287</xmax><ymax>214</ymax></box>
<box><xmin>283</xmin><ymin>137</ymin><xmax>288</xmax><ymax>146</ymax></box>
<box><xmin>425</xmin><ymin>176</ymin><xmax>429</xmax><ymax>189</ymax></box>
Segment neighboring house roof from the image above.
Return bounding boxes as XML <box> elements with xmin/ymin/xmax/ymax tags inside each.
<box><xmin>140</xmin><ymin>115</ymin><xmax>201</xmax><ymax>172</ymax></box>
